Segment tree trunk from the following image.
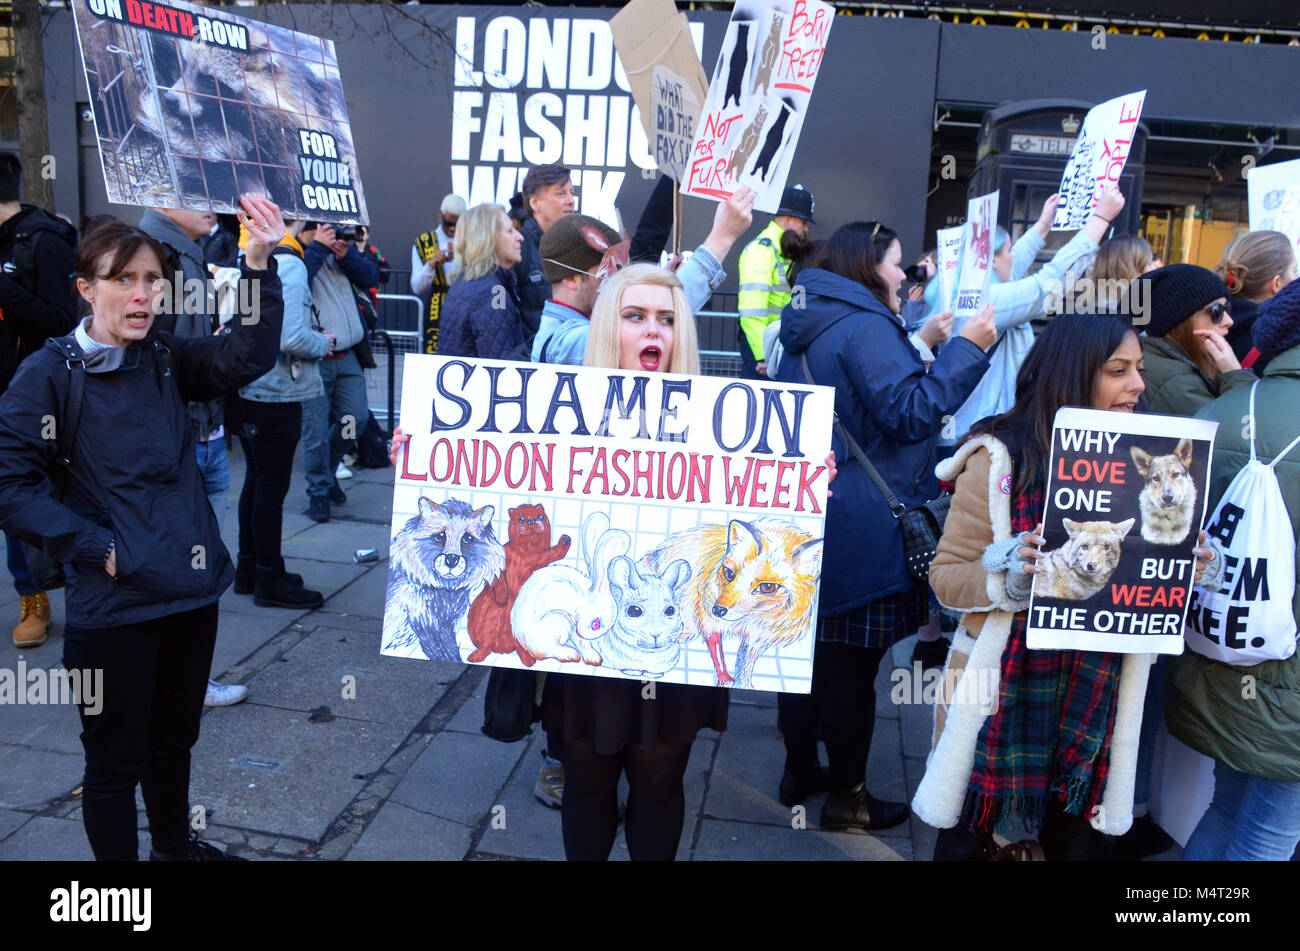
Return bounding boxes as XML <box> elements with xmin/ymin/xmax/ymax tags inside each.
<box><xmin>13</xmin><ymin>0</ymin><xmax>55</xmax><ymax>211</ymax></box>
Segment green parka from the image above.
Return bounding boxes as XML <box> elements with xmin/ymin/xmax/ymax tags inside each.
<box><xmin>1139</xmin><ymin>335</ymin><xmax>1255</xmax><ymax>417</ymax></box>
<box><xmin>1164</xmin><ymin>344</ymin><xmax>1300</xmax><ymax>780</ymax></box>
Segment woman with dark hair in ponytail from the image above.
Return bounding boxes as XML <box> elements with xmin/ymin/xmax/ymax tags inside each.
<box><xmin>771</xmin><ymin>220</ymin><xmax>996</xmax><ymax>831</ymax></box>
<box><xmin>913</xmin><ymin>311</ymin><xmax>1217</xmax><ymax>860</ymax></box>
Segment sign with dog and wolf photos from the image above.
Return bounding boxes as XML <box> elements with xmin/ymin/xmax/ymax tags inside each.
<box><xmin>1026</xmin><ymin>408</ymin><xmax>1218</xmax><ymax>655</ymax></box>
<box><xmin>381</xmin><ymin>355</ymin><xmax>835</xmax><ymax>694</ymax></box>
<box><xmin>681</xmin><ymin>0</ymin><xmax>835</xmax><ymax>214</ymax></box>
<box><xmin>72</xmin><ymin>0</ymin><xmax>368</xmax><ymax>223</ymax></box>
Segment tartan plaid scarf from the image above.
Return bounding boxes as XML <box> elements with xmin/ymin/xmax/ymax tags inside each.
<box><xmin>963</xmin><ymin>471</ymin><xmax>1124</xmax><ymax>835</ymax></box>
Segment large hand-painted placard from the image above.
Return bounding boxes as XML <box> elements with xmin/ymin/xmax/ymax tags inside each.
<box><xmin>1248</xmin><ymin>157</ymin><xmax>1300</xmax><ymax>270</ymax></box>
<box><xmin>1027</xmin><ymin>408</ymin><xmax>1217</xmax><ymax>655</ymax></box>
<box><xmin>72</xmin><ymin>0</ymin><xmax>368</xmax><ymax>222</ymax></box>
<box><xmin>1052</xmin><ymin>90</ymin><xmax>1145</xmax><ymax>231</ymax></box>
<box><xmin>382</xmin><ymin>355</ymin><xmax>834</xmax><ymax>693</ymax></box>
<box><xmin>952</xmin><ymin>190</ymin><xmax>998</xmax><ymax>331</ymax></box>
<box><xmin>683</xmin><ymin>0</ymin><xmax>835</xmax><ymax>213</ymax></box>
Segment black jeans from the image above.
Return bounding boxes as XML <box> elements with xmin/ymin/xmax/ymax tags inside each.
<box><xmin>61</xmin><ymin>602</ymin><xmax>219</xmax><ymax>860</ymax></box>
<box><xmin>238</xmin><ymin>399</ymin><xmax>302</xmax><ymax>573</ymax></box>
<box><xmin>777</xmin><ymin>640</ymin><xmax>888</xmax><ymax>791</ymax></box>
<box><xmin>557</xmin><ymin>737</ymin><xmax>693</xmax><ymax>861</ymax></box>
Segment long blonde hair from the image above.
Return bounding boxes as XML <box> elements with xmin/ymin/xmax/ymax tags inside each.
<box><xmin>1214</xmin><ymin>230</ymin><xmax>1296</xmax><ymax>301</ymax></box>
<box><xmin>583</xmin><ymin>263</ymin><xmax>699</xmax><ymax>375</ymax></box>
<box><xmin>454</xmin><ymin>203</ymin><xmax>507</xmax><ymax>282</ymax></box>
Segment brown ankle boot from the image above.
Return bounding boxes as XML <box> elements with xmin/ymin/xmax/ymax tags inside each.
<box><xmin>14</xmin><ymin>592</ymin><xmax>50</xmax><ymax>648</ymax></box>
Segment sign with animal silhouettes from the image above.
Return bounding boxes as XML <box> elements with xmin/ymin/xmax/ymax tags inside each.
<box><xmin>682</xmin><ymin>0</ymin><xmax>835</xmax><ymax>214</ymax></box>
<box><xmin>71</xmin><ymin>0</ymin><xmax>368</xmax><ymax>222</ymax></box>
<box><xmin>382</xmin><ymin>354</ymin><xmax>835</xmax><ymax>693</ymax></box>
<box><xmin>1027</xmin><ymin>408</ymin><xmax>1218</xmax><ymax>655</ymax></box>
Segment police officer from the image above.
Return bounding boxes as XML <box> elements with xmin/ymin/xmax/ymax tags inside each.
<box><xmin>736</xmin><ymin>184</ymin><xmax>814</xmax><ymax>378</ymax></box>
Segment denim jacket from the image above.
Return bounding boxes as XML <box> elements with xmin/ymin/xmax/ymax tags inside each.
<box><xmin>530</xmin><ymin>244</ymin><xmax>725</xmax><ymax>365</ymax></box>
<box><xmin>240</xmin><ymin>247</ymin><xmax>330</xmax><ymax>403</ymax></box>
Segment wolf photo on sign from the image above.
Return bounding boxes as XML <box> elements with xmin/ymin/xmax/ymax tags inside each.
<box><xmin>71</xmin><ymin>0</ymin><xmax>368</xmax><ymax>223</ymax></box>
<box><xmin>381</xmin><ymin>355</ymin><xmax>835</xmax><ymax>694</ymax></box>
<box><xmin>1027</xmin><ymin>407</ymin><xmax>1217</xmax><ymax>656</ymax></box>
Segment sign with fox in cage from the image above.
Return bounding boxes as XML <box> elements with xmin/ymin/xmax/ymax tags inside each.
<box><xmin>71</xmin><ymin>0</ymin><xmax>368</xmax><ymax>223</ymax></box>
<box><xmin>381</xmin><ymin>354</ymin><xmax>835</xmax><ymax>694</ymax></box>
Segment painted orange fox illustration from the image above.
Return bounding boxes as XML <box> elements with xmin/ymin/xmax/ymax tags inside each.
<box><xmin>642</xmin><ymin>518</ymin><xmax>822</xmax><ymax>687</ymax></box>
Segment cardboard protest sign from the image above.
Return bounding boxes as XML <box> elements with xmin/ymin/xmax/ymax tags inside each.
<box><xmin>1027</xmin><ymin>408</ymin><xmax>1217</xmax><ymax>655</ymax></box>
<box><xmin>381</xmin><ymin>356</ymin><xmax>834</xmax><ymax>694</ymax></box>
<box><xmin>952</xmin><ymin>190</ymin><xmax>998</xmax><ymax>331</ymax></box>
<box><xmin>611</xmin><ymin>0</ymin><xmax>709</xmax><ymax>181</ymax></box>
<box><xmin>683</xmin><ymin>0</ymin><xmax>834</xmax><ymax>213</ymax></box>
<box><xmin>935</xmin><ymin>225</ymin><xmax>964</xmax><ymax>316</ymax></box>
<box><xmin>72</xmin><ymin>0</ymin><xmax>368</xmax><ymax>222</ymax></box>
<box><xmin>1052</xmin><ymin>90</ymin><xmax>1145</xmax><ymax>231</ymax></box>
<box><xmin>1248</xmin><ymin>157</ymin><xmax>1300</xmax><ymax>269</ymax></box>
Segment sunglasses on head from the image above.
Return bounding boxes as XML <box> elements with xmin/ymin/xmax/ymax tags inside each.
<box><xmin>1204</xmin><ymin>301</ymin><xmax>1229</xmax><ymax>323</ymax></box>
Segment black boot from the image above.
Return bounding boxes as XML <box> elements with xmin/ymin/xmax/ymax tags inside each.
<box><xmin>779</xmin><ymin>764</ymin><xmax>830</xmax><ymax>807</ymax></box>
<box><xmin>253</xmin><ymin>566</ymin><xmax>323</xmax><ymax>609</ymax></box>
<box><xmin>235</xmin><ymin>555</ymin><xmax>302</xmax><ymax>595</ymax></box>
<box><xmin>819</xmin><ymin>783</ymin><xmax>909</xmax><ymax>832</ymax></box>
<box><xmin>150</xmin><ymin>831</ymin><xmax>248</xmax><ymax>861</ymax></box>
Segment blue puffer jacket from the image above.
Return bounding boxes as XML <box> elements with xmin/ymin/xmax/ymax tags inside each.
<box><xmin>773</xmin><ymin>269</ymin><xmax>989</xmax><ymax>614</ymax></box>
<box><xmin>440</xmin><ymin>266</ymin><xmax>526</xmax><ymax>361</ymax></box>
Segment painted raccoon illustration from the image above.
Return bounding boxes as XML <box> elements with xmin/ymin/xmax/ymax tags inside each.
<box><xmin>133</xmin><ymin>26</ymin><xmax>356</xmax><ymax>210</ymax></box>
<box><xmin>383</xmin><ymin>497</ymin><xmax>504</xmax><ymax>663</ymax></box>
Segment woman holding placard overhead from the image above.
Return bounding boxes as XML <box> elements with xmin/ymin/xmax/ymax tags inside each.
<box><xmin>1166</xmin><ymin>277</ymin><xmax>1300</xmax><ymax>860</ymax></box>
<box><xmin>913</xmin><ymin>310</ymin><xmax>1217</xmax><ymax>860</ymax></box>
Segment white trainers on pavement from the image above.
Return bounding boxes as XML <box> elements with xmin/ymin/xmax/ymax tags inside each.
<box><xmin>335</xmin><ymin>461</ymin><xmax>353</xmax><ymax>480</ymax></box>
<box><xmin>204</xmin><ymin>680</ymin><xmax>248</xmax><ymax>707</ymax></box>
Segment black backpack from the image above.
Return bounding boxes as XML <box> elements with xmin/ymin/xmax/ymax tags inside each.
<box><xmin>6</xmin><ymin>208</ymin><xmax>77</xmax><ymax>296</ymax></box>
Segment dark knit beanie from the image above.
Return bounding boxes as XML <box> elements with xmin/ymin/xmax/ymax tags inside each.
<box><xmin>539</xmin><ymin>214</ymin><xmax>620</xmax><ymax>283</ymax></box>
<box><xmin>1143</xmin><ymin>264</ymin><xmax>1230</xmax><ymax>337</ymax></box>
<box><xmin>1252</xmin><ymin>276</ymin><xmax>1300</xmax><ymax>367</ymax></box>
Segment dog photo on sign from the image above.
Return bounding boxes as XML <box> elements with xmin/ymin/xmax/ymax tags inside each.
<box><xmin>1130</xmin><ymin>438</ymin><xmax>1197</xmax><ymax>545</ymax></box>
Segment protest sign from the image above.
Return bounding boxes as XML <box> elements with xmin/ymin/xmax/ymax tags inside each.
<box><xmin>1247</xmin><ymin>156</ymin><xmax>1300</xmax><ymax>268</ymax></box>
<box><xmin>381</xmin><ymin>355</ymin><xmax>834</xmax><ymax>694</ymax></box>
<box><xmin>1052</xmin><ymin>90</ymin><xmax>1145</xmax><ymax>231</ymax></box>
<box><xmin>935</xmin><ymin>224</ymin><xmax>964</xmax><ymax>317</ymax></box>
<box><xmin>1027</xmin><ymin>408</ymin><xmax>1217</xmax><ymax>655</ymax></box>
<box><xmin>952</xmin><ymin>191</ymin><xmax>998</xmax><ymax>331</ymax></box>
<box><xmin>72</xmin><ymin>0</ymin><xmax>368</xmax><ymax>222</ymax></box>
<box><xmin>683</xmin><ymin>0</ymin><xmax>835</xmax><ymax>213</ymax></box>
<box><xmin>611</xmin><ymin>0</ymin><xmax>709</xmax><ymax>181</ymax></box>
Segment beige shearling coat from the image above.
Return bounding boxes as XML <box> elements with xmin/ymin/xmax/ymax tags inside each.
<box><xmin>910</xmin><ymin>434</ymin><xmax>1152</xmax><ymax>836</ymax></box>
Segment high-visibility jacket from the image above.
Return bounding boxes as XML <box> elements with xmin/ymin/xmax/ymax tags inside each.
<box><xmin>737</xmin><ymin>219</ymin><xmax>792</xmax><ymax>360</ymax></box>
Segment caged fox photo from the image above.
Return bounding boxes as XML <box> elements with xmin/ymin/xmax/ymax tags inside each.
<box><xmin>76</xmin><ymin>13</ymin><xmax>364</xmax><ymax>217</ymax></box>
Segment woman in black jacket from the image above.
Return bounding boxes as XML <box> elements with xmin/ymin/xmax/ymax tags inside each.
<box><xmin>0</xmin><ymin>195</ymin><xmax>286</xmax><ymax>861</ymax></box>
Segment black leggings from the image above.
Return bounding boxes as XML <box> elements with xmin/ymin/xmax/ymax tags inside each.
<box><xmin>237</xmin><ymin>399</ymin><xmax>301</xmax><ymax>572</ymax></box>
<box><xmin>61</xmin><ymin>603</ymin><xmax>219</xmax><ymax>860</ymax></box>
<box><xmin>777</xmin><ymin>640</ymin><xmax>888</xmax><ymax>790</ymax></box>
<box><xmin>558</xmin><ymin>737</ymin><xmax>693</xmax><ymax>861</ymax></box>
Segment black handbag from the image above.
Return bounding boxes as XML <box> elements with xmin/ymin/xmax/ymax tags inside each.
<box><xmin>21</xmin><ymin>354</ymin><xmax>87</xmax><ymax>591</ymax></box>
<box><xmin>800</xmin><ymin>353</ymin><xmax>950</xmax><ymax>584</ymax></box>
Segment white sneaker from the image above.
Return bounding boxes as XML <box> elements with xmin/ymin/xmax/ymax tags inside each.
<box><xmin>335</xmin><ymin>462</ymin><xmax>354</xmax><ymax>480</ymax></box>
<box><xmin>205</xmin><ymin>680</ymin><xmax>248</xmax><ymax>707</ymax></box>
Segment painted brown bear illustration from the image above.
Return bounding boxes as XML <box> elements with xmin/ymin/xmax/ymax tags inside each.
<box><xmin>466</xmin><ymin>504</ymin><xmax>570</xmax><ymax>664</ymax></box>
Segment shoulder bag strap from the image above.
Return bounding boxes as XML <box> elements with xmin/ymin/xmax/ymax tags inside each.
<box><xmin>50</xmin><ymin>359</ymin><xmax>86</xmax><ymax>499</ymax></box>
<box><xmin>800</xmin><ymin>351</ymin><xmax>907</xmax><ymax>518</ymax></box>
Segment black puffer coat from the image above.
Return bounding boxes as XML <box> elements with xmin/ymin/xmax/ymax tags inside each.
<box><xmin>0</xmin><ymin>260</ymin><xmax>283</xmax><ymax>627</ymax></box>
